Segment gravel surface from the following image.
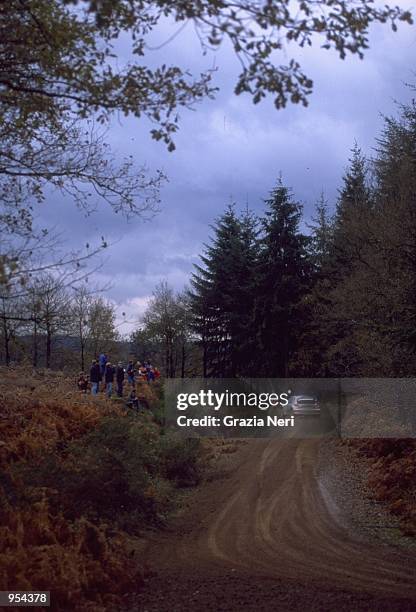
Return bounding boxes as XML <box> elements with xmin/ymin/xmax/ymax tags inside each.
<box><xmin>318</xmin><ymin>438</ymin><xmax>416</xmax><ymax>550</ymax></box>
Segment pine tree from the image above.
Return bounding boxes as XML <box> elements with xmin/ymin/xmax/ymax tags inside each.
<box><xmin>310</xmin><ymin>147</ymin><xmax>376</xmax><ymax>375</ymax></box>
<box><xmin>308</xmin><ymin>192</ymin><xmax>333</xmax><ymax>272</ymax></box>
<box><xmin>227</xmin><ymin>208</ymin><xmax>258</xmax><ymax>374</ymax></box>
<box><xmin>293</xmin><ymin>194</ymin><xmax>334</xmax><ymax>376</ymax></box>
<box><xmin>338</xmin><ymin>143</ymin><xmax>370</xmax><ymax>211</ymax></box>
<box><xmin>332</xmin><ymin>143</ymin><xmax>373</xmax><ymax>268</ymax></box>
<box><xmin>374</xmin><ymin>99</ymin><xmax>416</xmax><ymax>205</ymax></box>
<box><xmin>372</xmin><ymin>99</ymin><xmax>416</xmax><ymax>371</ymax></box>
<box><xmin>189</xmin><ymin>205</ymin><xmax>258</xmax><ymax>376</ymax></box>
<box><xmin>254</xmin><ymin>180</ymin><xmax>310</xmax><ymax>377</ymax></box>
<box><xmin>308</xmin><ymin>143</ymin><xmax>401</xmax><ymax>376</ymax></box>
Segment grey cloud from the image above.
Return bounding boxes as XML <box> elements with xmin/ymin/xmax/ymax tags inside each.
<box><xmin>31</xmin><ymin>15</ymin><xmax>415</xmax><ymax>332</ymax></box>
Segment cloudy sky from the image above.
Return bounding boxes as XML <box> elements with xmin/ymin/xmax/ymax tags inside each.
<box><xmin>35</xmin><ymin>5</ymin><xmax>416</xmax><ymax>334</ymax></box>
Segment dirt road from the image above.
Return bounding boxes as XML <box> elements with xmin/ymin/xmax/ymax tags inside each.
<box><xmin>136</xmin><ymin>439</ymin><xmax>416</xmax><ymax>611</ymax></box>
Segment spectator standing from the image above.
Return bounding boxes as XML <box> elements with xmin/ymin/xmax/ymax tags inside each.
<box><xmin>104</xmin><ymin>362</ymin><xmax>115</xmax><ymax>398</ymax></box>
<box><xmin>126</xmin><ymin>360</ymin><xmax>135</xmax><ymax>387</ymax></box>
<box><xmin>99</xmin><ymin>352</ymin><xmax>107</xmax><ymax>377</ymax></box>
<box><xmin>116</xmin><ymin>362</ymin><xmax>125</xmax><ymax>397</ymax></box>
<box><xmin>90</xmin><ymin>360</ymin><xmax>101</xmax><ymax>395</ymax></box>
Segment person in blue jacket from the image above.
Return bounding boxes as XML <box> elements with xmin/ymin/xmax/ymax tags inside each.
<box><xmin>99</xmin><ymin>352</ymin><xmax>107</xmax><ymax>377</ymax></box>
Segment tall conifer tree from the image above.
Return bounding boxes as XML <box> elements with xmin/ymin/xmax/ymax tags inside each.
<box><xmin>189</xmin><ymin>205</ymin><xmax>257</xmax><ymax>376</ymax></box>
<box><xmin>254</xmin><ymin>180</ymin><xmax>309</xmax><ymax>377</ymax></box>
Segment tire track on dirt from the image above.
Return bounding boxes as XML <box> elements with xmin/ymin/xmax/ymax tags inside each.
<box><xmin>140</xmin><ymin>438</ymin><xmax>416</xmax><ymax>610</ymax></box>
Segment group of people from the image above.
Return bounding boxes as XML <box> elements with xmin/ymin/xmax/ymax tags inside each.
<box><xmin>77</xmin><ymin>353</ymin><xmax>161</xmax><ymax>409</ymax></box>
<box><xmin>125</xmin><ymin>358</ymin><xmax>160</xmax><ymax>385</ymax></box>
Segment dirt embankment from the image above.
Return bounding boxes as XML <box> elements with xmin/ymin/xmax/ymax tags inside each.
<box><xmin>0</xmin><ymin>367</ymin><xmax>202</xmax><ymax>611</ymax></box>
<box><xmin>135</xmin><ymin>438</ymin><xmax>416</xmax><ymax>612</ymax></box>
<box><xmin>319</xmin><ymin>439</ymin><xmax>416</xmax><ymax>547</ymax></box>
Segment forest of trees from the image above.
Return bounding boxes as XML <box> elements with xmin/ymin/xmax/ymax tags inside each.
<box><xmin>2</xmin><ymin>96</ymin><xmax>415</xmax><ymax>378</ymax></box>
<box><xmin>0</xmin><ymin>278</ymin><xmax>121</xmax><ymax>370</ymax></box>
<box><xmin>135</xmin><ymin>96</ymin><xmax>416</xmax><ymax>378</ymax></box>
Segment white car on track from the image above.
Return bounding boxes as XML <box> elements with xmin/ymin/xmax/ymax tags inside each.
<box><xmin>283</xmin><ymin>394</ymin><xmax>320</xmax><ymax>416</ymax></box>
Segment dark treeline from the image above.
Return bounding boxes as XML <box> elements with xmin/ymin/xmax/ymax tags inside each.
<box><xmin>179</xmin><ymin>96</ymin><xmax>416</xmax><ymax>378</ymax></box>
<box><xmin>133</xmin><ymin>96</ymin><xmax>416</xmax><ymax>378</ymax></box>
<box><xmin>189</xmin><ymin>190</ymin><xmax>309</xmax><ymax>377</ymax></box>
<box><xmin>0</xmin><ymin>279</ymin><xmax>122</xmax><ymax>370</ymax></box>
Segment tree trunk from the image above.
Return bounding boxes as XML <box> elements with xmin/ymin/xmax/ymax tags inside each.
<box><xmin>203</xmin><ymin>338</ymin><xmax>207</xmax><ymax>378</ymax></box>
<box><xmin>167</xmin><ymin>342</ymin><xmax>172</xmax><ymax>378</ymax></box>
<box><xmin>283</xmin><ymin>329</ymin><xmax>289</xmax><ymax>378</ymax></box>
<box><xmin>169</xmin><ymin>344</ymin><xmax>174</xmax><ymax>378</ymax></box>
<box><xmin>181</xmin><ymin>343</ymin><xmax>186</xmax><ymax>378</ymax></box>
<box><xmin>4</xmin><ymin>333</ymin><xmax>10</xmax><ymax>366</ymax></box>
<box><xmin>33</xmin><ymin>318</ymin><xmax>38</xmax><ymax>368</ymax></box>
<box><xmin>2</xmin><ymin>316</ymin><xmax>10</xmax><ymax>366</ymax></box>
<box><xmin>79</xmin><ymin>322</ymin><xmax>85</xmax><ymax>371</ymax></box>
<box><xmin>46</xmin><ymin>324</ymin><xmax>51</xmax><ymax>369</ymax></box>
<box><xmin>165</xmin><ymin>341</ymin><xmax>169</xmax><ymax>378</ymax></box>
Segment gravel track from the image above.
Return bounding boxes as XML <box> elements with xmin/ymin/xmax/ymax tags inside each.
<box><xmin>133</xmin><ymin>439</ymin><xmax>416</xmax><ymax>611</ymax></box>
